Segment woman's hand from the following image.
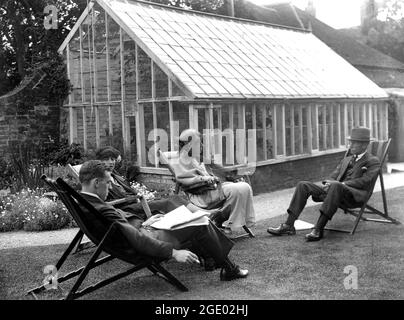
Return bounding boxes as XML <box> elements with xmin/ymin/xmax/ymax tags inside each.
<box><xmin>201</xmin><ymin>176</ymin><xmax>216</xmax><ymax>183</ymax></box>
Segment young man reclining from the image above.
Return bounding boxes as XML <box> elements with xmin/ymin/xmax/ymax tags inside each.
<box><xmin>78</xmin><ymin>160</ymin><xmax>249</xmax><ymax>281</ymax></box>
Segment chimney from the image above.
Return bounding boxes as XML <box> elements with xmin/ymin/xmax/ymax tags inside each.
<box><xmin>361</xmin><ymin>0</ymin><xmax>377</xmax><ymax>24</ymax></box>
<box><xmin>361</xmin><ymin>0</ymin><xmax>377</xmax><ymax>34</ymax></box>
<box><xmin>305</xmin><ymin>0</ymin><xmax>316</xmax><ymax>17</ymax></box>
<box><xmin>227</xmin><ymin>0</ymin><xmax>235</xmax><ymax>17</ymax></box>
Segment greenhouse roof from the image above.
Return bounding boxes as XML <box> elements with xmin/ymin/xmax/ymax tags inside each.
<box><xmin>60</xmin><ymin>0</ymin><xmax>388</xmax><ymax>100</ymax></box>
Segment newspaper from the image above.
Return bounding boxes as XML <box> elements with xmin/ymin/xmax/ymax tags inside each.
<box><xmin>150</xmin><ymin>205</ymin><xmax>210</xmax><ymax>230</ymax></box>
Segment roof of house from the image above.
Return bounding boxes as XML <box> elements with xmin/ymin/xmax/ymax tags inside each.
<box><xmin>259</xmin><ymin>2</ymin><xmax>404</xmax><ymax>71</ymax></box>
<box><xmin>60</xmin><ymin>0</ymin><xmax>388</xmax><ymax>100</ymax></box>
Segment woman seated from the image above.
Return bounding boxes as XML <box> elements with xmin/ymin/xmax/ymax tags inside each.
<box><xmin>174</xmin><ymin>129</ymin><xmax>256</xmax><ymax>235</ymax></box>
<box><xmin>94</xmin><ymin>146</ymin><xmax>198</xmax><ymax>219</ymax></box>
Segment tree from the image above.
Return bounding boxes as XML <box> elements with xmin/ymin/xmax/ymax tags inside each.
<box><xmin>363</xmin><ymin>0</ymin><xmax>404</xmax><ymax>63</ymax></box>
<box><xmin>0</xmin><ymin>0</ymin><xmax>88</xmax><ymax>96</ymax></box>
<box><xmin>0</xmin><ymin>0</ymin><xmax>228</xmax><ymax>96</ymax></box>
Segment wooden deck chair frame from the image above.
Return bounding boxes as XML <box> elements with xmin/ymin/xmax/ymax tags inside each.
<box><xmin>325</xmin><ymin>138</ymin><xmax>400</xmax><ymax>234</ymax></box>
<box><xmin>27</xmin><ymin>175</ymin><xmax>188</xmax><ymax>300</ymax></box>
<box><xmin>66</xmin><ymin>163</ymin><xmax>92</xmax><ymax>253</ymax></box>
<box><xmin>157</xmin><ymin>149</ymin><xmax>254</xmax><ymax>239</ymax></box>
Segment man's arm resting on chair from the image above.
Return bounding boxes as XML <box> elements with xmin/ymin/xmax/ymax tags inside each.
<box><xmin>100</xmin><ymin>204</ymin><xmax>201</xmax><ymax>263</ymax></box>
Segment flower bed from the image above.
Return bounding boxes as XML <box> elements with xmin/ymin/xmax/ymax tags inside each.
<box><xmin>0</xmin><ymin>181</ymin><xmax>169</xmax><ymax>233</ymax></box>
<box><xmin>0</xmin><ymin>188</ymin><xmax>74</xmax><ymax>232</ymax></box>
<box><xmin>129</xmin><ymin>181</ymin><xmax>157</xmax><ymax>201</ymax></box>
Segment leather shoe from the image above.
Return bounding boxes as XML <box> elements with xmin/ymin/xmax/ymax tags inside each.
<box><xmin>305</xmin><ymin>228</ymin><xmax>323</xmax><ymax>241</ymax></box>
<box><xmin>220</xmin><ymin>265</ymin><xmax>249</xmax><ymax>281</ymax></box>
<box><xmin>267</xmin><ymin>223</ymin><xmax>296</xmax><ymax>236</ymax></box>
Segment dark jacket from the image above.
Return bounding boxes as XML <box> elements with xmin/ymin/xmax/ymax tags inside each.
<box><xmin>329</xmin><ymin>152</ymin><xmax>380</xmax><ymax>203</ymax></box>
<box><xmin>80</xmin><ymin>193</ymin><xmax>174</xmax><ymax>259</ymax></box>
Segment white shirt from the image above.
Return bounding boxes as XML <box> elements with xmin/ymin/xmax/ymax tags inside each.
<box><xmin>355</xmin><ymin>151</ymin><xmax>367</xmax><ymax>162</ymax></box>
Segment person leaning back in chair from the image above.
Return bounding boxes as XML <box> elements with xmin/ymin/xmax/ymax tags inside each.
<box><xmin>175</xmin><ymin>129</ymin><xmax>256</xmax><ymax>236</ymax></box>
<box><xmin>267</xmin><ymin>127</ymin><xmax>380</xmax><ymax>241</ymax></box>
<box><xmin>94</xmin><ymin>146</ymin><xmax>201</xmax><ymax>219</ymax></box>
<box><xmin>78</xmin><ymin>160</ymin><xmax>249</xmax><ymax>281</ymax></box>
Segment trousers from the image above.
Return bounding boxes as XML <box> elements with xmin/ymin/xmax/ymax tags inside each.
<box><xmin>288</xmin><ymin>181</ymin><xmax>363</xmax><ymax>220</ymax></box>
<box><xmin>137</xmin><ymin>220</ymin><xmax>234</xmax><ymax>265</ymax></box>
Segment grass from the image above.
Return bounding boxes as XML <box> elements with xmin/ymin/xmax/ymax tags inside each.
<box><xmin>1</xmin><ymin>187</ymin><xmax>403</xmax><ymax>300</ymax></box>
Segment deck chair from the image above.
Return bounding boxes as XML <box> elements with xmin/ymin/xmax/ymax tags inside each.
<box><xmin>27</xmin><ymin>175</ymin><xmax>187</xmax><ymax>300</ymax></box>
<box><xmin>66</xmin><ymin>163</ymin><xmax>144</xmax><ymax>253</ymax></box>
<box><xmin>158</xmin><ymin>150</ymin><xmax>254</xmax><ymax>239</ymax></box>
<box><xmin>325</xmin><ymin>138</ymin><xmax>400</xmax><ymax>234</ymax></box>
<box><xmin>67</xmin><ymin>163</ymin><xmax>81</xmax><ymax>181</ymax></box>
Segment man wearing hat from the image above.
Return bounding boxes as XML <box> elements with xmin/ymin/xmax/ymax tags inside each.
<box><xmin>267</xmin><ymin>127</ymin><xmax>380</xmax><ymax>241</ymax></box>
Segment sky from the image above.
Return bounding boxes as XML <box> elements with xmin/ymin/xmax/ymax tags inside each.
<box><xmin>249</xmin><ymin>0</ymin><xmax>365</xmax><ymax>29</ymax></box>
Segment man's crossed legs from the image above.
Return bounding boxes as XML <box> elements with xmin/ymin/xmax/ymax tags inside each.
<box><xmin>267</xmin><ymin>181</ymin><xmax>361</xmax><ymax>241</ymax></box>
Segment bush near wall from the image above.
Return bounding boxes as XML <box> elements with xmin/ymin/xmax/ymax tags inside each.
<box><xmin>0</xmin><ymin>188</ymin><xmax>75</xmax><ymax>232</ymax></box>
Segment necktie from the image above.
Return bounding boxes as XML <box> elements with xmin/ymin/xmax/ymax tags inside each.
<box><xmin>350</xmin><ymin>154</ymin><xmax>357</xmax><ymax>166</ymax></box>
<box><xmin>343</xmin><ymin>155</ymin><xmax>357</xmax><ymax>181</ymax></box>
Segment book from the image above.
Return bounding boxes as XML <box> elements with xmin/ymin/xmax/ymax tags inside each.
<box><xmin>150</xmin><ymin>205</ymin><xmax>210</xmax><ymax>230</ymax></box>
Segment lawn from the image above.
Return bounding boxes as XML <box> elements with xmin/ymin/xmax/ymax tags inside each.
<box><xmin>1</xmin><ymin>187</ymin><xmax>403</xmax><ymax>300</ymax></box>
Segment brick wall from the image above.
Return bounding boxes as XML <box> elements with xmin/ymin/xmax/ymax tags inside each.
<box><xmin>250</xmin><ymin>152</ymin><xmax>345</xmax><ymax>194</ymax></box>
<box><xmin>0</xmin><ymin>70</ymin><xmax>61</xmax><ymax>155</ymax></box>
<box><xmin>137</xmin><ymin>171</ymin><xmax>177</xmax><ymax>192</ymax></box>
<box><xmin>136</xmin><ymin>151</ymin><xmax>346</xmax><ymax>196</ymax></box>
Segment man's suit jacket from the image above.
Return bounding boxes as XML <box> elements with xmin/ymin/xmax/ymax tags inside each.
<box><xmin>79</xmin><ymin>193</ymin><xmax>174</xmax><ymax>260</ymax></box>
<box><xmin>329</xmin><ymin>152</ymin><xmax>380</xmax><ymax>203</ymax></box>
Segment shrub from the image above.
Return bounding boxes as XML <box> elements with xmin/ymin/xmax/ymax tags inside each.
<box><xmin>0</xmin><ymin>158</ymin><xmax>14</xmax><ymax>190</ymax></box>
<box><xmin>115</xmin><ymin>160</ymin><xmax>141</xmax><ymax>182</ymax></box>
<box><xmin>7</xmin><ymin>140</ymin><xmax>49</xmax><ymax>192</ymax></box>
<box><xmin>49</xmin><ymin>142</ymin><xmax>86</xmax><ymax>166</ymax></box>
<box><xmin>0</xmin><ymin>188</ymin><xmax>73</xmax><ymax>232</ymax></box>
<box><xmin>22</xmin><ymin>197</ymin><xmax>72</xmax><ymax>231</ymax></box>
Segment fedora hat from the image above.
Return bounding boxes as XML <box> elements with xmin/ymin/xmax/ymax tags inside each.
<box><xmin>348</xmin><ymin>127</ymin><xmax>371</xmax><ymax>142</ymax></box>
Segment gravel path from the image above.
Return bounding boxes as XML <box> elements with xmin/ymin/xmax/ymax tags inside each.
<box><xmin>0</xmin><ymin>228</ymin><xmax>87</xmax><ymax>250</ymax></box>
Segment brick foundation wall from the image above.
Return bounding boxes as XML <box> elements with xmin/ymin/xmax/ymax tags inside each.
<box><xmin>250</xmin><ymin>152</ymin><xmax>346</xmax><ymax>194</ymax></box>
<box><xmin>137</xmin><ymin>151</ymin><xmax>346</xmax><ymax>195</ymax></box>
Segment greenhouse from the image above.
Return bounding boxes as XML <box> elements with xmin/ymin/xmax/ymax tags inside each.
<box><xmin>58</xmin><ymin>0</ymin><xmax>389</xmax><ymax>180</ymax></box>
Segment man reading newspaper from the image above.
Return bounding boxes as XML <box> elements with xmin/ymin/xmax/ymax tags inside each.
<box><xmin>78</xmin><ymin>160</ymin><xmax>249</xmax><ymax>281</ymax></box>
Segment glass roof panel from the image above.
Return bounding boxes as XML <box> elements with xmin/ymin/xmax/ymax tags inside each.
<box><xmin>99</xmin><ymin>0</ymin><xmax>388</xmax><ymax>99</ymax></box>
